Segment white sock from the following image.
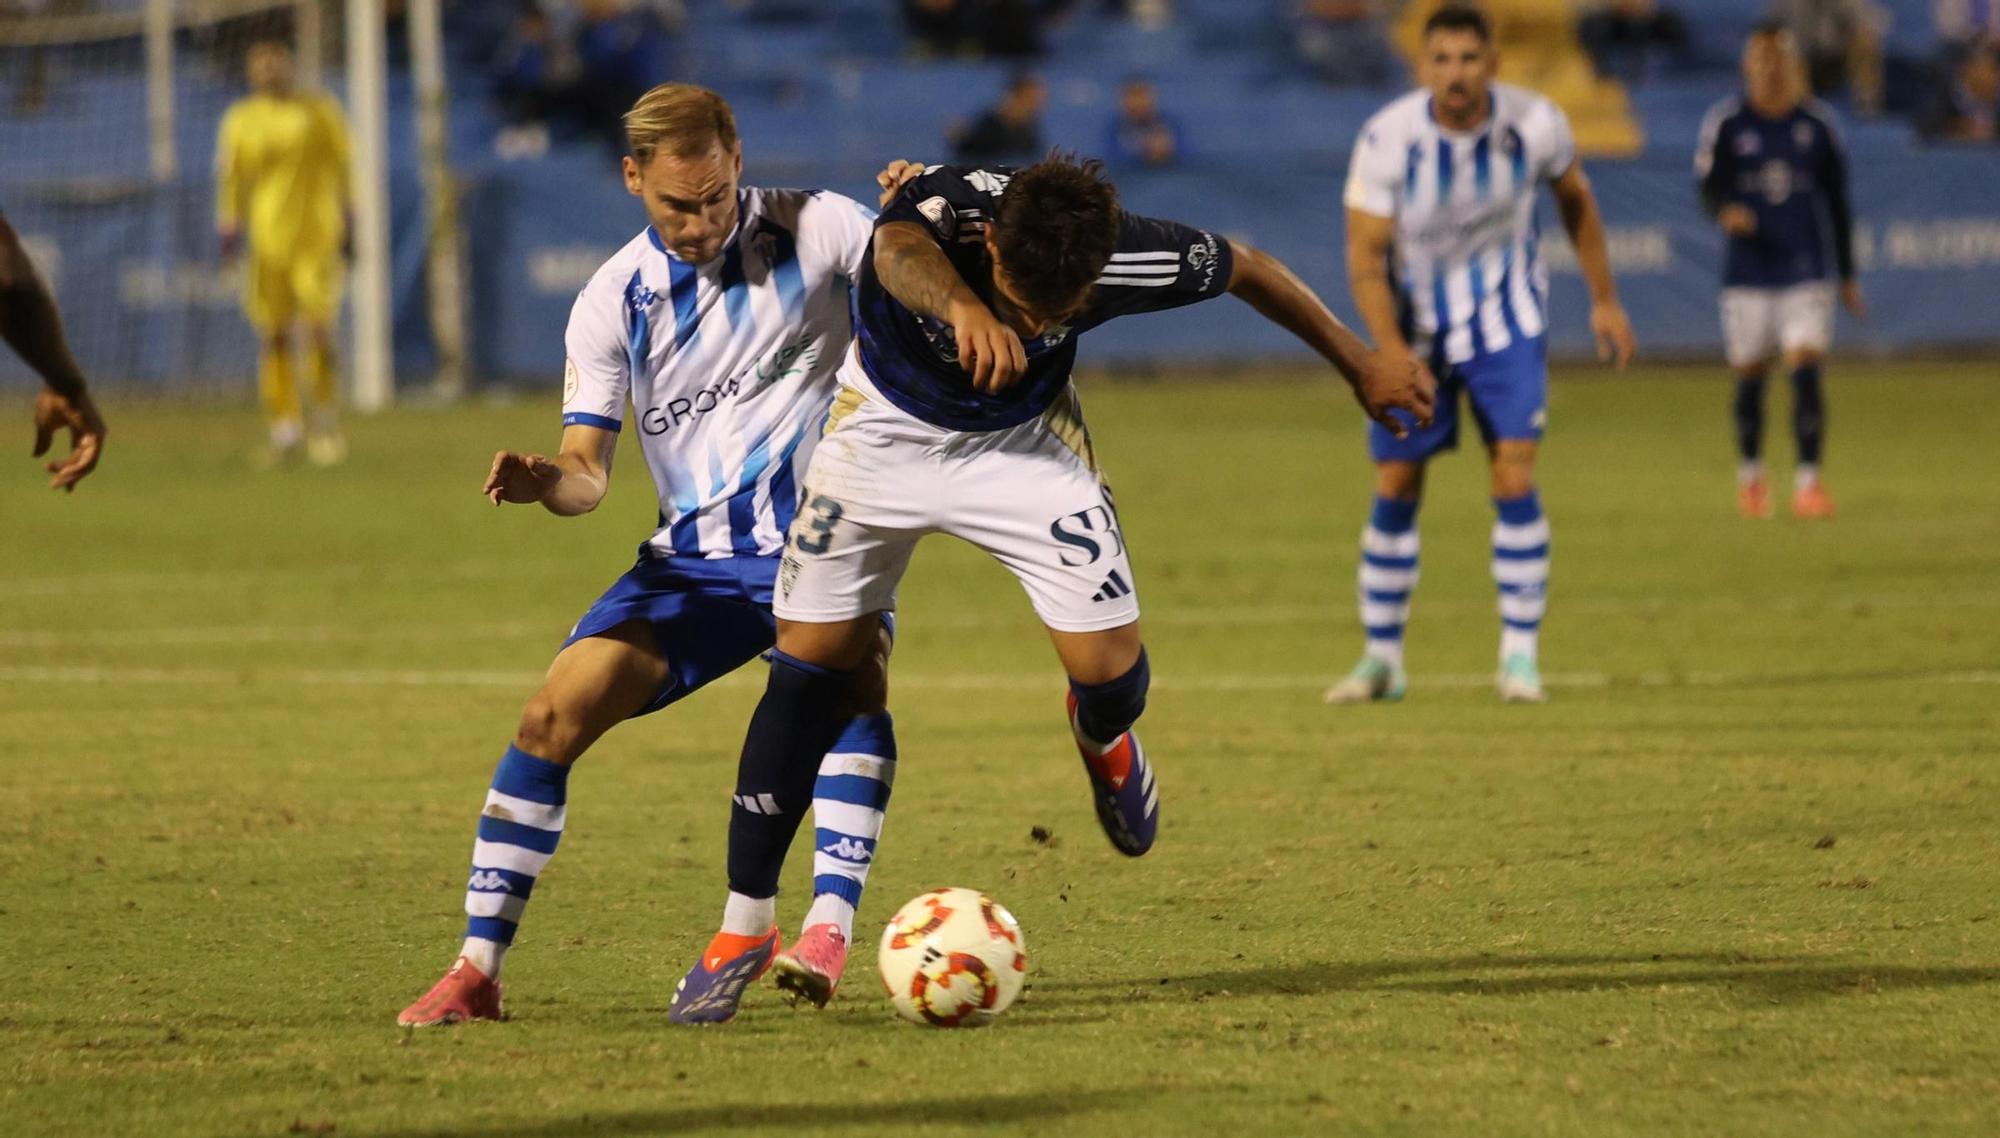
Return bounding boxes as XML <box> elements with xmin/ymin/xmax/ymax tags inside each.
<box><xmin>1364</xmin><ymin>638</ymin><xmax>1405</xmax><ymax>670</ymax></box>
<box><xmin>804</xmin><ymin>894</ymin><xmax>858</xmax><ymax>941</ymax></box>
<box><xmin>721</xmin><ymin>891</ymin><xmax>776</xmax><ymax>936</ymax></box>
<box><xmin>1738</xmin><ymin>460</ymin><xmax>1766</xmax><ymax>487</ymax></box>
<box><xmin>1500</xmin><ymin>625</ymin><xmax>1539</xmax><ymax>663</ymax></box>
<box><xmin>1795</xmin><ymin>464</ymin><xmax>1819</xmax><ymax>490</ymax></box>
<box><xmin>270</xmin><ymin>418</ymin><xmax>303</xmax><ymax>449</ymax></box>
<box><xmin>460</xmin><ymin>936</ymin><xmax>505</xmax><ymax>979</ymax></box>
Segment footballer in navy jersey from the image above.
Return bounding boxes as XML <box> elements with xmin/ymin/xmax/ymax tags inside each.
<box><xmin>853</xmin><ymin>164</ymin><xmax>1234</xmax><ymax>431</ymax></box>
<box><xmin>685</xmin><ymin>155</ymin><xmax>1435</xmax><ymax>991</ymax></box>
<box><xmin>1696</xmin><ymin>23</ymin><xmax>1864</xmax><ymax>520</ymax></box>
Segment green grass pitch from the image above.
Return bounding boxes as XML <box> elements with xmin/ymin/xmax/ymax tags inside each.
<box><xmin>2</xmin><ymin>362</ymin><xmax>1997</xmax><ymax>1137</ymax></box>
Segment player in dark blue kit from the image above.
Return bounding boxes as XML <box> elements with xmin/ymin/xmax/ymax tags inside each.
<box><xmin>668</xmin><ymin>155</ymin><xmax>1437</xmax><ymax>1019</ymax></box>
<box><xmin>1696</xmin><ymin>22</ymin><xmax>1864</xmax><ymax>520</ymax></box>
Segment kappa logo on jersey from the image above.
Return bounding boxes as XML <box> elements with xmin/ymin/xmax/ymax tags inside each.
<box><xmin>627</xmin><ymin>283</ymin><xmax>658</xmax><ymax>312</ymax></box>
<box><xmin>1050</xmin><ymin>504</ymin><xmax>1125</xmax><ymax>567</ymax></box>
<box><xmin>820</xmin><ymin>836</ymin><xmax>873</xmax><ymax>862</ymax></box>
<box><xmin>467</xmin><ymin>871</ymin><xmax>512</xmax><ymax>893</ymax></box>
<box><xmin>916</xmin><ymin>195</ymin><xmax>956</xmax><ymax>239</ymax></box>
<box><xmin>962</xmin><ymin>170</ymin><xmax>1011</xmax><ymax>196</ymax></box>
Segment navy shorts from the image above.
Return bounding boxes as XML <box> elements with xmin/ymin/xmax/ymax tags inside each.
<box><xmin>564</xmin><ymin>554</ymin><xmax>891</xmax><ymax>718</ymax></box>
<box><xmin>1371</xmin><ymin>334</ymin><xmax>1549</xmax><ymax>463</ymax></box>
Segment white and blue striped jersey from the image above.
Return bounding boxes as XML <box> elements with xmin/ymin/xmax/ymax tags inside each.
<box><xmin>1344</xmin><ymin>83</ymin><xmax>1576</xmax><ymax>366</ymax></box>
<box><xmin>562</xmin><ymin>187</ymin><xmax>876</xmax><ymax>560</ymax></box>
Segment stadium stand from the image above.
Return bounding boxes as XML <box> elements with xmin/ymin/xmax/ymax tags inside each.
<box><xmin>1</xmin><ymin>0</ymin><xmax>1993</xmax><ymax>390</ymax></box>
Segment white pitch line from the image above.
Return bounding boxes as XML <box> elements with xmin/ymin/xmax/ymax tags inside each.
<box><xmin>0</xmin><ymin>665</ymin><xmax>1994</xmax><ymax>692</ymax></box>
<box><xmin>0</xmin><ymin>621</ymin><xmax>551</xmax><ymax>649</ymax></box>
<box><xmin>3</xmin><ymin>588</ymin><xmax>1997</xmax><ymax>646</ymax></box>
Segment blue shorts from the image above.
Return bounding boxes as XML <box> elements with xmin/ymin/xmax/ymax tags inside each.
<box><xmin>1370</xmin><ymin>335</ymin><xmax>1548</xmax><ymax>463</ymax></box>
<box><xmin>564</xmin><ymin>554</ymin><xmax>893</xmax><ymax>718</ymax></box>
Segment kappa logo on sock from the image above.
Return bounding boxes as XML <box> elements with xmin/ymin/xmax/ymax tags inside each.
<box><xmin>467</xmin><ymin>870</ymin><xmax>513</xmax><ymax>893</ymax></box>
<box><xmin>820</xmin><ymin>836</ymin><xmax>873</xmax><ymax>862</ymax></box>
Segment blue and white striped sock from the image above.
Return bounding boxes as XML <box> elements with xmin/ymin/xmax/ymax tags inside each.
<box><xmin>459</xmin><ymin>745</ymin><xmax>569</xmax><ymax>980</ymax></box>
<box><xmin>1492</xmin><ymin>492</ymin><xmax>1551</xmax><ymax>663</ymax></box>
<box><xmin>804</xmin><ymin>712</ymin><xmax>897</xmax><ymax>941</ymax></box>
<box><xmin>1359</xmin><ymin>496</ymin><xmax>1421</xmax><ymax>669</ymax></box>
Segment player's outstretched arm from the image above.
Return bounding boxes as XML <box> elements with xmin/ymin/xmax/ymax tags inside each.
<box><xmin>484</xmin><ymin>423</ymin><xmax>617</xmax><ymax>517</ymax></box>
<box><xmin>1</xmin><ymin>212</ymin><xmax>106</xmax><ymax>491</ymax></box>
<box><xmin>874</xmin><ymin>220</ymin><xmax>1025</xmax><ymax>392</ymax></box>
<box><xmin>1551</xmin><ymin>165</ymin><xmax>1636</xmax><ymax>368</ymax></box>
<box><xmin>1225</xmin><ymin>237</ymin><xmax>1435</xmax><ymax>438</ymax></box>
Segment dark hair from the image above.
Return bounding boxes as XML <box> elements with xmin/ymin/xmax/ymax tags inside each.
<box><xmin>1423</xmin><ymin>4</ymin><xmax>1493</xmax><ymax>43</ymax></box>
<box><xmin>992</xmin><ymin>154</ymin><xmax>1120</xmax><ymax>319</ymax></box>
<box><xmin>1749</xmin><ymin>18</ymin><xmax>1792</xmax><ymax>39</ymax></box>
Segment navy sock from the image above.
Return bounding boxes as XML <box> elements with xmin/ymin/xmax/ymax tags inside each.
<box><xmin>1789</xmin><ymin>363</ymin><xmax>1824</xmax><ymax>467</ymax></box>
<box><xmin>1070</xmin><ymin>649</ymin><xmax>1151</xmax><ymax>747</ymax></box>
<box><xmin>726</xmin><ymin>651</ymin><xmax>851</xmax><ymax>900</ymax></box>
<box><xmin>1733</xmin><ymin>373</ymin><xmax>1766</xmax><ymax>463</ymax></box>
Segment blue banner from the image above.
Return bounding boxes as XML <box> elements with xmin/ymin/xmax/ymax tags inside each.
<box><xmin>4</xmin><ymin>149</ymin><xmax>1995</xmax><ymax>393</ymax></box>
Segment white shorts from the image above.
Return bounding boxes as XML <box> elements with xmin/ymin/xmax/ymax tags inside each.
<box><xmin>1720</xmin><ymin>283</ymin><xmax>1836</xmax><ymax>370</ymax></box>
<box><xmin>775</xmin><ymin>350</ymin><xmax>1140</xmax><ymax>633</ymax></box>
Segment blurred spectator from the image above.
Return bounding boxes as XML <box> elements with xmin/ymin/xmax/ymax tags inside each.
<box><xmin>1294</xmin><ymin>0</ymin><xmax>1398</xmax><ymax>88</ymax></box>
<box><xmin>571</xmin><ymin>0</ymin><xmax>677</xmax><ymax>150</ymax></box>
<box><xmin>493</xmin><ymin>3</ymin><xmax>573</xmax><ymax>159</ymax></box>
<box><xmin>952</xmin><ymin>72</ymin><xmax>1046</xmax><ymax>164</ymax></box>
<box><xmin>981</xmin><ymin>0</ymin><xmax>1049</xmax><ymax>58</ymax></box>
<box><xmin>1768</xmin><ymin>0</ymin><xmax>1883</xmax><ymax>114</ymax></box>
<box><xmin>905</xmin><ymin>0</ymin><xmax>978</xmax><ymax>57</ymax></box>
<box><xmin>1578</xmin><ymin>0</ymin><xmax>1689</xmax><ymax>85</ymax></box>
<box><xmin>1106</xmin><ymin>78</ymin><xmax>1182</xmax><ymax>167</ymax></box>
<box><xmin>1932</xmin><ymin>0</ymin><xmax>2000</xmax><ymax>65</ymax></box>
<box><xmin>905</xmin><ymin>0</ymin><xmax>1052</xmax><ymax>59</ymax></box>
<box><xmin>1921</xmin><ymin>43</ymin><xmax>2000</xmax><ymax>140</ymax></box>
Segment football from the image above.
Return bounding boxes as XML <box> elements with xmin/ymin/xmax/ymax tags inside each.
<box><xmin>877</xmin><ymin>888</ymin><xmax>1028</xmax><ymax>1027</ymax></box>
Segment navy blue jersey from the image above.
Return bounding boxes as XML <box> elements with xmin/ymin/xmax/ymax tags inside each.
<box><xmin>855</xmin><ymin>164</ymin><xmax>1235</xmax><ymax>431</ymax></box>
<box><xmin>1695</xmin><ymin>97</ymin><xmax>1855</xmax><ymax>288</ymax></box>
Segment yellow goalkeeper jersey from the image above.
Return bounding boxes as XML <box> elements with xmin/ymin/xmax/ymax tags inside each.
<box><xmin>215</xmin><ymin>92</ymin><xmax>351</xmax><ymax>258</ymax></box>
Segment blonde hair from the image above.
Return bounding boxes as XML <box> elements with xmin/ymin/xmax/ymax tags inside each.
<box><xmin>623</xmin><ymin>84</ymin><xmax>739</xmax><ymax>163</ymax></box>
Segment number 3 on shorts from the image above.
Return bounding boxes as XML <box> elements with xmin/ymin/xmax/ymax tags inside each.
<box><xmin>793</xmin><ymin>493</ymin><xmax>844</xmax><ymax>555</ymax></box>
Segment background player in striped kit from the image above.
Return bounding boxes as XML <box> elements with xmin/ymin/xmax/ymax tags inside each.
<box><xmin>397</xmin><ymin>85</ymin><xmax>922</xmax><ymax>1028</ymax></box>
<box><xmin>1697</xmin><ymin>23</ymin><xmax>1864</xmax><ymax>521</ymax></box>
<box><xmin>1325</xmin><ymin>5</ymin><xmax>1636</xmax><ymax>707</ymax></box>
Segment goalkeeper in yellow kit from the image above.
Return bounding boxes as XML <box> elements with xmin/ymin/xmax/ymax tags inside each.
<box><xmin>216</xmin><ymin>38</ymin><xmax>350</xmax><ymax>466</ymax></box>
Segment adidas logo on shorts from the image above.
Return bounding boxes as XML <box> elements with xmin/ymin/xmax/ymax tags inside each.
<box><xmin>1091</xmin><ymin>570</ymin><xmax>1133</xmax><ymax>603</ymax></box>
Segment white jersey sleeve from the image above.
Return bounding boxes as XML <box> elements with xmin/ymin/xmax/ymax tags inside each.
<box><xmin>794</xmin><ymin>190</ymin><xmax>878</xmax><ymax>281</ymax></box>
<box><xmin>1343</xmin><ymin>113</ymin><xmax>1406</xmax><ymax>219</ymax></box>
<box><xmin>1527</xmin><ymin>96</ymin><xmax>1578</xmax><ymax>183</ymax></box>
<box><xmin>561</xmin><ymin>266</ymin><xmax>632</xmax><ymax>431</ymax></box>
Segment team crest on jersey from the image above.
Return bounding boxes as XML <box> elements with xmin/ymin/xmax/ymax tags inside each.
<box><xmin>1793</xmin><ymin>121</ymin><xmax>1815</xmax><ymax>151</ymax></box>
<box><xmin>749</xmin><ymin>226</ymin><xmax>780</xmax><ymax>266</ymax></box>
<box><xmin>1735</xmin><ymin>130</ymin><xmax>1762</xmax><ymax>156</ymax></box>
<box><xmin>1757</xmin><ymin>159</ymin><xmax>1794</xmax><ymax>204</ymax></box>
<box><xmin>916</xmin><ymin>196</ymin><xmax>956</xmax><ymax>239</ymax></box>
